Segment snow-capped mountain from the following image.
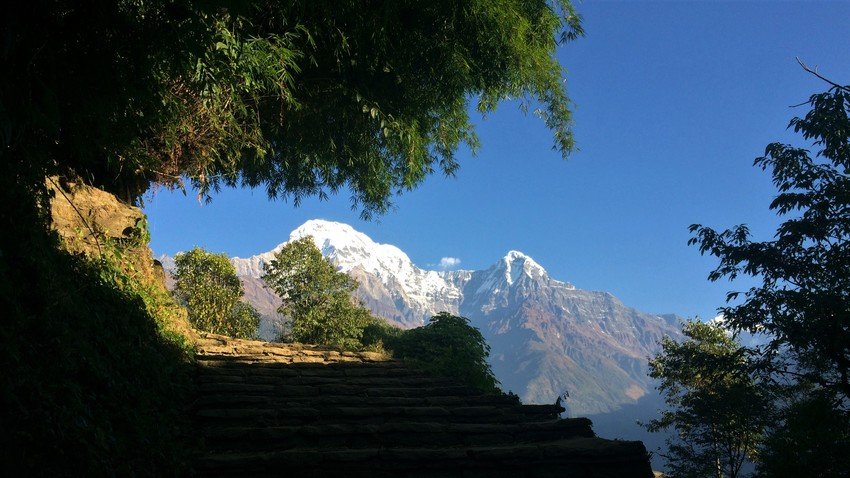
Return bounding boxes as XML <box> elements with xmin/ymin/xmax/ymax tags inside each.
<box><xmin>231</xmin><ymin>220</ymin><xmax>465</xmax><ymax>328</ymax></box>
<box><xmin>160</xmin><ymin>220</ymin><xmax>681</xmax><ymax>415</ymax></box>
<box><xmin>170</xmin><ymin>219</ymin><xmax>683</xmax><ymax>415</ymax></box>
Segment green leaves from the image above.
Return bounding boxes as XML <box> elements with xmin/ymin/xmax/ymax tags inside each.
<box><xmin>688</xmin><ymin>83</ymin><xmax>850</xmax><ymax>476</ymax></box>
<box><xmin>646</xmin><ymin>320</ymin><xmax>771</xmax><ymax>478</ymax></box>
<box><xmin>689</xmin><ymin>85</ymin><xmax>850</xmax><ymax>400</ymax></box>
<box><xmin>391</xmin><ymin>312</ymin><xmax>500</xmax><ymax>394</ymax></box>
<box><xmin>262</xmin><ymin>237</ymin><xmax>373</xmax><ymax>349</ymax></box>
<box><xmin>3</xmin><ymin>1</ymin><xmax>583</xmax><ymax>218</ymax></box>
<box><xmin>173</xmin><ymin>247</ymin><xmax>259</xmax><ymax>338</ymax></box>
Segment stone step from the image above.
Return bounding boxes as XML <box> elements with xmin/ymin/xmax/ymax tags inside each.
<box><xmin>195</xmin><ymin>395</ymin><xmax>560</xmax><ymax>417</ymax></box>
<box><xmin>196</xmin><ymin>360</ymin><xmax>414</xmax><ymax>376</ymax></box>
<box><xmin>190</xmin><ymin>335</ymin><xmax>652</xmax><ymax>476</ymax></box>
<box><xmin>195</xmin><ymin>404</ymin><xmax>562</xmax><ymax>426</ymax></box>
<box><xmin>196</xmin><ymin>381</ymin><xmax>483</xmax><ymax>397</ymax></box>
<box><xmin>195</xmin><ymin>373</ymin><xmax>457</xmax><ymax>387</ymax></box>
<box><xmin>195</xmin><ymin>351</ymin><xmax>389</xmax><ymax>365</ymax></box>
<box><xmin>193</xmin><ymin>392</ymin><xmax>520</xmax><ymax>408</ymax></box>
<box><xmin>200</xmin><ymin>418</ymin><xmax>595</xmax><ymax>452</ymax></box>
<box><xmin>196</xmin><ymin>438</ymin><xmax>654</xmax><ymax>478</ymax></box>
<box><xmin>194</xmin><ymin>334</ymin><xmax>381</xmax><ymax>358</ymax></box>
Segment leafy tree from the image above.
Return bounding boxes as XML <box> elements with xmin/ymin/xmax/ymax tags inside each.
<box><xmin>689</xmin><ymin>80</ymin><xmax>850</xmax><ymax>406</ymax></box>
<box><xmin>391</xmin><ymin>312</ymin><xmax>500</xmax><ymax>394</ymax></box>
<box><xmin>4</xmin><ymin>1</ymin><xmax>583</xmax><ymax>215</ymax></box>
<box><xmin>645</xmin><ymin>320</ymin><xmax>771</xmax><ymax>478</ymax></box>
<box><xmin>1</xmin><ymin>2</ymin><xmax>582</xmax><ymax>471</ymax></box>
<box><xmin>262</xmin><ymin>237</ymin><xmax>373</xmax><ymax>349</ymax></box>
<box><xmin>688</xmin><ymin>76</ymin><xmax>850</xmax><ymax>476</ymax></box>
<box><xmin>173</xmin><ymin>247</ymin><xmax>259</xmax><ymax>338</ymax></box>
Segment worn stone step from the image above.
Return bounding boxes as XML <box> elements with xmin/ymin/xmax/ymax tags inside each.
<box><xmin>195</xmin><ymin>351</ymin><xmax>389</xmax><ymax>364</ymax></box>
<box><xmin>195</xmin><ymin>405</ymin><xmax>560</xmax><ymax>426</ymax></box>
<box><xmin>195</xmin><ymin>398</ymin><xmax>559</xmax><ymax>418</ymax></box>
<box><xmin>196</xmin><ymin>360</ymin><xmax>413</xmax><ymax>376</ymax></box>
<box><xmin>195</xmin><ymin>373</ymin><xmax>458</xmax><ymax>387</ymax></box>
<box><xmin>196</xmin><ymin>437</ymin><xmax>654</xmax><ymax>478</ymax></box>
<box><xmin>197</xmin><ymin>381</ymin><xmax>482</xmax><ymax>397</ymax></box>
<box><xmin>200</xmin><ymin>418</ymin><xmax>595</xmax><ymax>451</ymax></box>
<box><xmin>519</xmin><ymin>404</ymin><xmax>565</xmax><ymax>417</ymax></box>
<box><xmin>193</xmin><ymin>392</ymin><xmax>520</xmax><ymax>409</ymax></box>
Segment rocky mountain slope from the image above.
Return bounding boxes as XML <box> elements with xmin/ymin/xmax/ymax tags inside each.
<box><xmin>168</xmin><ymin>219</ymin><xmax>682</xmax><ymax>415</ymax></box>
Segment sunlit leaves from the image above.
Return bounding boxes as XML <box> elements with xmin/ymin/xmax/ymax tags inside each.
<box><xmin>646</xmin><ymin>321</ymin><xmax>771</xmax><ymax>478</ymax></box>
<box><xmin>173</xmin><ymin>247</ymin><xmax>259</xmax><ymax>338</ymax></box>
<box><xmin>391</xmin><ymin>312</ymin><xmax>500</xmax><ymax>394</ymax></box>
<box><xmin>261</xmin><ymin>236</ymin><xmax>373</xmax><ymax>349</ymax></box>
<box><xmin>2</xmin><ymin>1</ymin><xmax>582</xmax><ymax>217</ymax></box>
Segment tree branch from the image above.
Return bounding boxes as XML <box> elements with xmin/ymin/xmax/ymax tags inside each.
<box><xmin>796</xmin><ymin>57</ymin><xmax>850</xmax><ymax>92</ymax></box>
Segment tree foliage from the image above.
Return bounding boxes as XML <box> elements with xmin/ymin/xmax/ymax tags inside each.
<box><xmin>3</xmin><ymin>0</ymin><xmax>583</xmax><ymax>215</ymax></box>
<box><xmin>173</xmin><ymin>247</ymin><xmax>259</xmax><ymax>338</ymax></box>
<box><xmin>646</xmin><ymin>320</ymin><xmax>771</xmax><ymax>478</ymax></box>
<box><xmin>391</xmin><ymin>312</ymin><xmax>500</xmax><ymax>394</ymax></box>
<box><xmin>756</xmin><ymin>393</ymin><xmax>850</xmax><ymax>478</ymax></box>
<box><xmin>360</xmin><ymin>318</ymin><xmax>404</xmax><ymax>352</ymax></box>
<box><xmin>688</xmin><ymin>80</ymin><xmax>850</xmax><ymax>476</ymax></box>
<box><xmin>689</xmin><ymin>83</ymin><xmax>850</xmax><ymax>403</ymax></box>
<box><xmin>262</xmin><ymin>237</ymin><xmax>373</xmax><ymax>349</ymax></box>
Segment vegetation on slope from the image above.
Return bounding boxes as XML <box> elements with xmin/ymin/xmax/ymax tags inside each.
<box><xmin>0</xmin><ymin>181</ymin><xmax>194</xmax><ymax>474</ymax></box>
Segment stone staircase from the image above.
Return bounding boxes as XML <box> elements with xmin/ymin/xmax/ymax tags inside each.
<box><xmin>193</xmin><ymin>333</ymin><xmax>654</xmax><ymax>477</ymax></box>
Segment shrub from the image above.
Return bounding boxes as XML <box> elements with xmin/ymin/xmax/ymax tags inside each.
<box><xmin>360</xmin><ymin>318</ymin><xmax>404</xmax><ymax>352</ymax></box>
<box><xmin>391</xmin><ymin>312</ymin><xmax>500</xmax><ymax>394</ymax></box>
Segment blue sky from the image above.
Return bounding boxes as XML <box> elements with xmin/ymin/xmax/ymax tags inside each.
<box><xmin>144</xmin><ymin>1</ymin><xmax>850</xmax><ymax>320</ymax></box>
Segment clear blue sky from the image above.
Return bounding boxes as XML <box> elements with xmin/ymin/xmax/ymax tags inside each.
<box><xmin>144</xmin><ymin>1</ymin><xmax>850</xmax><ymax>320</ymax></box>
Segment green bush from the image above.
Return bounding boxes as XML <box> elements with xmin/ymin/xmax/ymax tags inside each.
<box><xmin>391</xmin><ymin>312</ymin><xmax>500</xmax><ymax>394</ymax></box>
<box><xmin>360</xmin><ymin>318</ymin><xmax>404</xmax><ymax>352</ymax></box>
<box><xmin>757</xmin><ymin>394</ymin><xmax>850</xmax><ymax>478</ymax></box>
<box><xmin>173</xmin><ymin>247</ymin><xmax>260</xmax><ymax>339</ymax></box>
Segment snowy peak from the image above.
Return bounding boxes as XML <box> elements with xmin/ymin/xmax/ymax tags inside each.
<box><xmin>229</xmin><ymin>220</ymin><xmax>579</xmax><ymax>326</ymax></box>
<box><xmin>467</xmin><ymin>250</ymin><xmax>569</xmax><ymax>300</ymax></box>
<box><xmin>288</xmin><ymin>219</ymin><xmax>413</xmax><ymax>277</ymax></box>
<box><xmin>290</xmin><ymin>219</ymin><xmax>374</xmax><ymax>256</ymax></box>
<box><xmin>231</xmin><ymin>219</ymin><xmax>410</xmax><ymax>278</ymax></box>
<box><xmin>231</xmin><ymin>220</ymin><xmax>463</xmax><ymax>324</ymax></box>
<box><xmin>501</xmin><ymin>250</ymin><xmax>548</xmax><ymax>285</ymax></box>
